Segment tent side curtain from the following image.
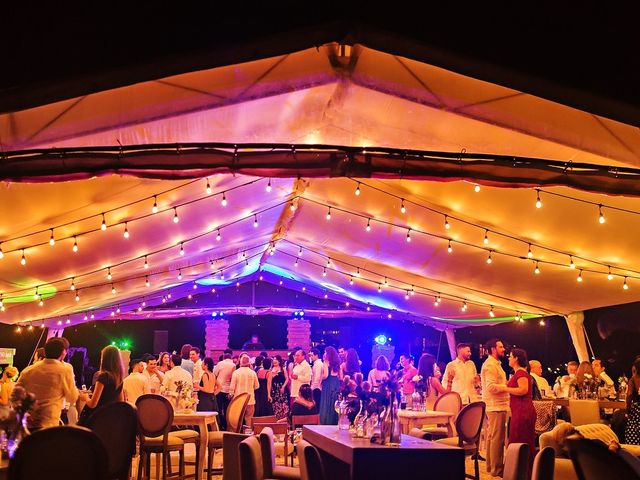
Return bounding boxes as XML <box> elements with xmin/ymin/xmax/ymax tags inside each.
<box><xmin>3</xmin><ymin>144</ymin><xmax>640</xmax><ymax>196</ymax></box>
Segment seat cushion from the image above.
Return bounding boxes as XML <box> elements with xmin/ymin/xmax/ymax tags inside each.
<box><xmin>422</xmin><ymin>426</ymin><xmax>448</xmax><ymax>434</ymax></box>
<box><xmin>275</xmin><ymin>441</ymin><xmax>295</xmax><ymax>456</ymax></box>
<box><xmin>272</xmin><ymin>465</ymin><xmax>301</xmax><ymax>480</ymax></box>
<box><xmin>621</xmin><ymin>444</ymin><xmax>640</xmax><ymax>457</ymax></box>
<box><xmin>208</xmin><ymin>430</ymin><xmax>224</xmax><ymax>447</ymax></box>
<box><xmin>143</xmin><ymin>435</ymin><xmax>185</xmax><ymax>447</ymax></box>
<box><xmin>435</xmin><ymin>436</ymin><xmax>476</xmax><ymax>452</ymax></box>
<box><xmin>170</xmin><ymin>429</ymin><xmax>200</xmax><ymax>442</ymax></box>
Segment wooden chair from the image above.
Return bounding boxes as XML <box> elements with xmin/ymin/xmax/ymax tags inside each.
<box><xmin>568</xmin><ymin>399</ymin><xmax>601</xmax><ymax>426</ymax></box>
<box><xmin>136</xmin><ymin>394</ymin><xmax>186</xmax><ymax>480</ymax></box>
<box><xmin>567</xmin><ymin>437</ymin><xmax>640</xmax><ymax>480</ymax></box>
<box><xmin>221</xmin><ymin>432</ymin><xmax>250</xmax><ymax>480</ymax></box>
<box><xmin>421</xmin><ymin>391</ymin><xmax>462</xmax><ymax>439</ymax></box>
<box><xmin>83</xmin><ymin>401</ymin><xmax>138</xmax><ymax>480</ymax></box>
<box><xmin>256</xmin><ymin>425</ymin><xmax>300</xmax><ymax>477</ymax></box>
<box><xmin>251</xmin><ymin>415</ymin><xmax>277</xmax><ymax>428</ymax></box>
<box><xmin>9</xmin><ymin>425</ymin><xmax>108</xmax><ymax>480</ymax></box>
<box><xmin>435</xmin><ymin>401</ymin><xmax>486</xmax><ymax>480</ymax></box>
<box><xmin>296</xmin><ymin>440</ymin><xmax>326</xmax><ymax>480</ymax></box>
<box><xmin>238</xmin><ymin>436</ymin><xmax>265</xmax><ymax>480</ymax></box>
<box><xmin>291</xmin><ymin>414</ymin><xmax>320</xmax><ymax>428</ymax></box>
<box><xmin>503</xmin><ymin>443</ymin><xmax>529</xmax><ymax>480</ymax></box>
<box><xmin>531</xmin><ymin>447</ymin><xmax>555</xmax><ymax>480</ymax></box>
<box><xmin>207</xmin><ymin>393</ymin><xmax>250</xmax><ymax>479</ymax></box>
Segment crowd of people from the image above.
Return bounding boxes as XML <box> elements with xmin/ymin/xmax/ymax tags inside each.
<box><xmin>1</xmin><ymin>334</ymin><xmax>639</xmax><ymax>479</ymax></box>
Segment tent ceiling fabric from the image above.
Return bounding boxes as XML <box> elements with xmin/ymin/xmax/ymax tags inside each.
<box><xmin>1</xmin><ymin>44</ymin><xmax>639</xmax><ymax>328</ymax></box>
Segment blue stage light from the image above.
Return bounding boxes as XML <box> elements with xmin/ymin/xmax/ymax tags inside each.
<box><xmin>374</xmin><ymin>334</ymin><xmax>388</xmax><ymax>346</ymax></box>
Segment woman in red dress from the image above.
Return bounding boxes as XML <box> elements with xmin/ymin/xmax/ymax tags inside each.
<box><xmin>496</xmin><ymin>348</ymin><xmax>536</xmax><ymax>478</ymax></box>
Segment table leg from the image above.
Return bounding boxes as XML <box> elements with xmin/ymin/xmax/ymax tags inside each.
<box><xmin>197</xmin><ymin>419</ymin><xmax>207</xmax><ymax>480</ymax></box>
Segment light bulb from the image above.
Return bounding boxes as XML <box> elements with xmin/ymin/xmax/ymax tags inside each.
<box><xmin>101</xmin><ymin>214</ymin><xmax>107</xmax><ymax>230</ymax></box>
<box><xmin>405</xmin><ymin>291</ymin><xmax>410</xmax><ymax>300</ymax></box>
<box><xmin>400</xmin><ymin>199</ymin><xmax>406</xmax><ymax>214</ymax></box>
<box><xmin>406</xmin><ymin>229</ymin><xmax>411</xmax><ymax>242</ymax></box>
<box><xmin>111</xmin><ymin>284</ymin><xmax>117</xmax><ymax>294</ymax></box>
<box><xmin>107</xmin><ymin>268</ymin><xmax>112</xmax><ymax>280</ymax></box>
<box><xmin>623</xmin><ymin>277</ymin><xmax>629</xmax><ymax>290</ymax></box>
<box><xmin>72</xmin><ymin>237</ymin><xmax>78</xmax><ymax>252</ymax></box>
<box><xmin>607</xmin><ymin>267</ymin><xmax>613</xmax><ymax>280</ymax></box>
<box><xmin>326</xmin><ymin>258</ymin><xmax>331</xmax><ymax>267</ymax></box>
<box><xmin>410</xmin><ymin>286</ymin><xmax>415</xmax><ymax>296</ymax></box>
<box><xmin>216</xmin><ymin>230</ymin><xmax>221</xmax><ymax>241</ymax></box>
<box><xmin>433</xmin><ymin>296</ymin><xmax>439</xmax><ymax>306</ymax></box>
<box><xmin>534</xmin><ymin>262</ymin><xmax>540</xmax><ymax>275</ymax></box>
<box><xmin>0</xmin><ymin>245</ymin><xmax>3</xmax><ymax>259</ymax></box>
<box><xmin>143</xmin><ymin>256</ymin><xmax>149</xmax><ymax>269</ymax></box>
<box><xmin>142</xmin><ymin>300</ymin><xmax>146</xmax><ymax>307</ymax></box>
<box><xmin>527</xmin><ymin>244</ymin><xmax>533</xmax><ymax>258</ymax></box>
<box><xmin>173</xmin><ymin>208</ymin><xmax>179</xmax><ymax>223</ymax></box>
<box><xmin>209</xmin><ymin>260</ymin><xmax>215</xmax><ymax>269</ymax></box>
<box><xmin>49</xmin><ymin>229</ymin><xmax>55</xmax><ymax>246</ymax></box>
<box><xmin>123</xmin><ymin>223</ymin><xmax>129</xmax><ymax>238</ymax></box>
<box><xmin>355</xmin><ymin>183</ymin><xmax>361</xmax><ymax>196</ymax></box>
<box><xmin>152</xmin><ymin>197</ymin><xmax>158</xmax><ymax>214</ymax></box>
<box><xmin>221</xmin><ymin>193</ymin><xmax>227</xmax><ymax>207</ymax></box>
<box><xmin>569</xmin><ymin>256</ymin><xmax>575</xmax><ymax>269</ymax></box>
<box><xmin>384</xmin><ymin>277</ymin><xmax>389</xmax><ymax>287</ymax></box>
<box><xmin>483</xmin><ymin>230</ymin><xmax>489</xmax><ymax>245</ymax></box>
<box><xmin>322</xmin><ymin>268</ymin><xmax>327</xmax><ymax>277</ymax></box>
<box><xmin>378</xmin><ymin>284</ymin><xmax>382</xmax><ymax>293</ymax></box>
<box><xmin>21</xmin><ymin>250</ymin><xmax>26</xmax><ymax>265</ymax></box>
<box><xmin>577</xmin><ymin>270</ymin><xmax>583</xmax><ymax>283</ymax></box>
<box><xmin>356</xmin><ymin>267</ymin><xmax>361</xmax><ymax>277</ymax></box>
<box><xmin>486</xmin><ymin>251</ymin><xmax>493</xmax><ymax>264</ymax></box>
<box><xmin>474</xmin><ymin>184</ymin><xmax>481</xmax><ymax>193</ymax></box>
<box><xmin>75</xmin><ymin>292</ymin><xmax>80</xmax><ymax>301</ymax></box>
<box><xmin>447</xmin><ymin>240</ymin><xmax>453</xmax><ymax>253</ymax></box>
<box><xmin>349</xmin><ymin>277</ymin><xmax>354</xmax><ymax>285</ymax></box>
<box><xmin>298</xmin><ymin>247</ymin><xmax>303</xmax><ymax>257</ymax></box>
<box><xmin>294</xmin><ymin>259</ymin><xmax>299</xmax><ymax>267</ymax></box>
<box><xmin>266</xmin><ymin>179</ymin><xmax>272</xmax><ymax>192</ymax></box>
<box><xmin>444</xmin><ymin>216</ymin><xmax>450</xmax><ymax>230</ymax></box>
<box><xmin>598</xmin><ymin>205</ymin><xmax>605</xmax><ymax>224</ymax></box>
<box><xmin>70</xmin><ymin>278</ymin><xmax>75</xmax><ymax>290</ymax></box>
<box><xmin>178</xmin><ymin>270</ymin><xmax>182</xmax><ymax>280</ymax></box>
<box><xmin>290</xmin><ymin>201</ymin><xmax>296</xmax><ymax>211</ymax></box>
<box><xmin>254</xmin><ymin>215</ymin><xmax>259</xmax><ymax>228</ymax></box>
<box><xmin>326</xmin><ymin>208</ymin><xmax>331</xmax><ymax>220</ymax></box>
<box><xmin>33</xmin><ymin>288</ymin><xmax>39</xmax><ymax>300</ymax></box>
<box><xmin>535</xmin><ymin>189</ymin><xmax>542</xmax><ymax>208</ymax></box>
<box><xmin>539</xmin><ymin>319</ymin><xmax>546</xmax><ymax>326</ymax></box>
<box><xmin>145</xmin><ymin>277</ymin><xmax>150</xmax><ymax>287</ymax></box>
<box><xmin>462</xmin><ymin>301</ymin><xmax>467</xmax><ymax>311</ymax></box>
<box><xmin>366</xmin><ymin>219</ymin><xmax>371</xmax><ymax>232</ymax></box>
<box><xmin>489</xmin><ymin>306</ymin><xmax>495</xmax><ymax>318</ymax></box>
<box><xmin>180</xmin><ymin>243</ymin><xmax>185</xmax><ymax>256</ymax></box>
<box><xmin>206</xmin><ymin>178</ymin><xmax>212</xmax><ymax>195</ymax></box>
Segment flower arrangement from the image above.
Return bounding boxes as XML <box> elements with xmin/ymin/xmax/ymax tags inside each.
<box><xmin>0</xmin><ymin>385</ymin><xmax>37</xmax><ymax>457</ymax></box>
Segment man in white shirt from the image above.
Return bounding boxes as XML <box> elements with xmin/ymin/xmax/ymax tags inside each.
<box><xmin>554</xmin><ymin>361</ymin><xmax>578</xmax><ymax>398</ymax></box>
<box><xmin>290</xmin><ymin>349</ymin><xmax>312</xmax><ymax>402</ymax></box>
<box><xmin>529</xmin><ymin>360</ymin><xmax>555</xmax><ymax>398</ymax></box>
<box><xmin>229</xmin><ymin>354</ymin><xmax>259</xmax><ymax>426</ymax></box>
<box><xmin>16</xmin><ymin>337</ymin><xmax>79</xmax><ymax>431</ymax></box>
<box><xmin>443</xmin><ymin>343</ymin><xmax>478</xmax><ymax>404</ymax></box>
<box><xmin>213</xmin><ymin>350</ymin><xmax>235</xmax><ymax>430</ymax></box>
<box><xmin>481</xmin><ymin>339</ymin><xmax>509</xmax><ymax>478</ymax></box>
<box><xmin>162</xmin><ymin>354</ymin><xmax>193</xmax><ymax>394</ymax></box>
<box><xmin>309</xmin><ymin>348</ymin><xmax>323</xmax><ymax>405</ymax></box>
<box><xmin>123</xmin><ymin>359</ymin><xmax>147</xmax><ymax>405</ymax></box>
<box><xmin>143</xmin><ymin>357</ymin><xmax>164</xmax><ymax>394</ymax></box>
<box><xmin>592</xmin><ymin>358</ymin><xmax>615</xmax><ymax>387</ymax></box>
<box><xmin>189</xmin><ymin>347</ymin><xmax>203</xmax><ymax>386</ymax></box>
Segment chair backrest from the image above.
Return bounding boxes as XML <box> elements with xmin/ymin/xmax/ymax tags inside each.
<box><xmin>84</xmin><ymin>401</ymin><xmax>138</xmax><ymax>480</ymax></box>
<box><xmin>239</xmin><ymin>435</ymin><xmax>264</xmax><ymax>480</ymax></box>
<box><xmin>291</xmin><ymin>413</ymin><xmax>320</xmax><ymax>427</ymax></box>
<box><xmin>433</xmin><ymin>391</ymin><xmax>462</xmax><ymax>415</ymax></box>
<box><xmin>9</xmin><ymin>426</ymin><xmax>108</xmax><ymax>480</ymax></box>
<box><xmin>567</xmin><ymin>437</ymin><xmax>640</xmax><ymax>480</ymax></box>
<box><xmin>455</xmin><ymin>401</ymin><xmax>486</xmax><ymax>446</ymax></box>
<box><xmin>222</xmin><ymin>432</ymin><xmax>250</xmax><ymax>480</ymax></box>
<box><xmin>503</xmin><ymin>443</ymin><xmax>530</xmax><ymax>480</ymax></box>
<box><xmin>568</xmin><ymin>399</ymin><xmax>601</xmax><ymax>427</ymax></box>
<box><xmin>532</xmin><ymin>447</ymin><xmax>555</xmax><ymax>480</ymax></box>
<box><xmin>227</xmin><ymin>393</ymin><xmax>250</xmax><ymax>433</ymax></box>
<box><xmin>257</xmin><ymin>425</ymin><xmax>290</xmax><ymax>476</ymax></box>
<box><xmin>251</xmin><ymin>415</ymin><xmax>277</xmax><ymax>427</ymax></box>
<box><xmin>136</xmin><ymin>394</ymin><xmax>174</xmax><ymax>437</ymax></box>
<box><xmin>297</xmin><ymin>439</ymin><xmax>325</xmax><ymax>480</ymax></box>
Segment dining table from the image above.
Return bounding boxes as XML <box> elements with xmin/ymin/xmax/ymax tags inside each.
<box><xmin>302</xmin><ymin>425</ymin><xmax>464</xmax><ymax>480</ymax></box>
<box><xmin>552</xmin><ymin>398</ymin><xmax>626</xmax><ymax>409</ymax></box>
<box><xmin>397</xmin><ymin>408</ymin><xmax>455</xmax><ymax>435</ymax></box>
<box><xmin>172</xmin><ymin>411</ymin><xmax>218</xmax><ymax>480</ymax></box>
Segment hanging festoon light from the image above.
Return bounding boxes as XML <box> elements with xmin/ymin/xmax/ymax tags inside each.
<box><xmin>322</xmin><ymin>267</ymin><xmax>327</xmax><ymax>277</ymax></box>
<box><xmin>486</xmin><ymin>251</ymin><xmax>493</xmax><ymax>264</ymax></box>
<box><xmin>406</xmin><ymin>228</ymin><xmax>412</xmax><ymax>242</ymax></box>
<box><xmin>598</xmin><ymin>205</ymin><xmax>605</xmax><ymax>224</ymax></box>
<box><xmin>366</xmin><ymin>218</ymin><xmax>372</xmax><ymax>232</ymax></box>
<box><xmin>294</xmin><ymin>258</ymin><xmax>299</xmax><ymax>268</ymax></box>
<box><xmin>462</xmin><ymin>301</ymin><xmax>468</xmax><ymax>312</ymax></box>
<box><xmin>72</xmin><ymin>236</ymin><xmax>79</xmax><ymax>252</ymax></box>
<box><xmin>539</xmin><ymin>319</ymin><xmax>546</xmax><ymax>326</ymax></box>
<box><xmin>534</xmin><ymin>261</ymin><xmax>541</xmax><ymax>275</ymax></box>
<box><xmin>180</xmin><ymin>242</ymin><xmax>185</xmax><ymax>256</ymax></box>
<box><xmin>410</xmin><ymin>286</ymin><xmax>415</xmax><ymax>296</ymax></box>
<box><xmin>400</xmin><ymin>199</ymin><xmax>406</xmax><ymax>214</ymax></box>
<box><xmin>144</xmin><ymin>256</ymin><xmax>149</xmax><ymax>269</ymax></box>
<box><xmin>569</xmin><ymin>256</ymin><xmax>576</xmax><ymax>269</ymax></box>
<box><xmin>326</xmin><ymin>208</ymin><xmax>331</xmax><ymax>221</ymax></box>
<box><xmin>145</xmin><ymin>276</ymin><xmax>150</xmax><ymax>287</ymax></box>
<box><xmin>216</xmin><ymin>229</ymin><xmax>221</xmax><ymax>242</ymax></box>
<box><xmin>49</xmin><ymin>229</ymin><xmax>55</xmax><ymax>246</ymax></box>
<box><xmin>221</xmin><ymin>192</ymin><xmax>228</xmax><ymax>207</ymax></box>
<box><xmin>607</xmin><ymin>266</ymin><xmax>613</xmax><ymax>280</ymax></box>
<box><xmin>70</xmin><ymin>277</ymin><xmax>76</xmax><ymax>290</ymax></box>
<box><xmin>378</xmin><ymin>284</ymin><xmax>383</xmax><ymax>293</ymax></box>
<box><xmin>205</xmin><ymin>178</ymin><xmax>212</xmax><ymax>195</ymax></box>
<box><xmin>33</xmin><ymin>287</ymin><xmax>39</xmax><ymax>300</ymax></box>
<box><xmin>444</xmin><ymin>215</ymin><xmax>450</xmax><ymax>230</ymax></box>
<box><xmin>123</xmin><ymin>222</ymin><xmax>130</xmax><ymax>239</ymax></box>
<box><xmin>623</xmin><ymin>277</ymin><xmax>629</xmax><ymax>290</ymax></box>
<box><xmin>535</xmin><ymin>189</ymin><xmax>542</xmax><ymax>209</ymax></box>
<box><xmin>101</xmin><ymin>213</ymin><xmax>107</xmax><ymax>230</ymax></box>
<box><xmin>577</xmin><ymin>269</ymin><xmax>583</xmax><ymax>283</ymax></box>
<box><xmin>349</xmin><ymin>276</ymin><xmax>354</xmax><ymax>285</ymax></box>
<box><xmin>0</xmin><ymin>244</ymin><xmax>4</xmax><ymax>259</ymax></box>
<box><xmin>298</xmin><ymin>247</ymin><xmax>303</xmax><ymax>257</ymax></box>
<box><xmin>152</xmin><ymin>196</ymin><xmax>159</xmax><ymax>214</ymax></box>
<box><xmin>447</xmin><ymin>240</ymin><xmax>453</xmax><ymax>253</ymax></box>
<box><xmin>111</xmin><ymin>284</ymin><xmax>117</xmax><ymax>294</ymax></box>
<box><xmin>75</xmin><ymin>290</ymin><xmax>80</xmax><ymax>302</ymax></box>
<box><xmin>474</xmin><ymin>184</ymin><xmax>481</xmax><ymax>193</ymax></box>
<box><xmin>355</xmin><ymin>183</ymin><xmax>361</xmax><ymax>196</ymax></box>
<box><xmin>254</xmin><ymin>215</ymin><xmax>259</xmax><ymax>228</ymax></box>
<box><xmin>107</xmin><ymin>267</ymin><xmax>112</xmax><ymax>280</ymax></box>
<box><xmin>178</xmin><ymin>269</ymin><xmax>182</xmax><ymax>280</ymax></box>
<box><xmin>266</xmin><ymin>178</ymin><xmax>272</xmax><ymax>193</ymax></box>
<box><xmin>489</xmin><ymin>305</ymin><xmax>495</xmax><ymax>318</ymax></box>
<box><xmin>356</xmin><ymin>267</ymin><xmax>361</xmax><ymax>277</ymax></box>
<box><xmin>405</xmin><ymin>291</ymin><xmax>410</xmax><ymax>300</ymax></box>
<box><xmin>483</xmin><ymin>229</ymin><xmax>489</xmax><ymax>245</ymax></box>
<box><xmin>21</xmin><ymin>249</ymin><xmax>27</xmax><ymax>265</ymax></box>
<box><xmin>173</xmin><ymin>208</ymin><xmax>180</xmax><ymax>224</ymax></box>
<box><xmin>527</xmin><ymin>244</ymin><xmax>533</xmax><ymax>258</ymax></box>
<box><xmin>290</xmin><ymin>200</ymin><xmax>296</xmax><ymax>212</ymax></box>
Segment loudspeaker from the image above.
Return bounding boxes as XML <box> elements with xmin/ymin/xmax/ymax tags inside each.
<box><xmin>153</xmin><ymin>330</ymin><xmax>168</xmax><ymax>353</ymax></box>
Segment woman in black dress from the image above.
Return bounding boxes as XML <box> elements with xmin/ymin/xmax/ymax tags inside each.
<box><xmin>268</xmin><ymin>355</ymin><xmax>289</xmax><ymax>421</ymax></box>
<box><xmin>78</xmin><ymin>345</ymin><xmax>124</xmax><ymax>424</ymax></box>
<box><xmin>254</xmin><ymin>357</ymin><xmax>274</xmax><ymax>417</ymax></box>
<box><xmin>197</xmin><ymin>357</ymin><xmax>218</xmax><ymax>412</ymax></box>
